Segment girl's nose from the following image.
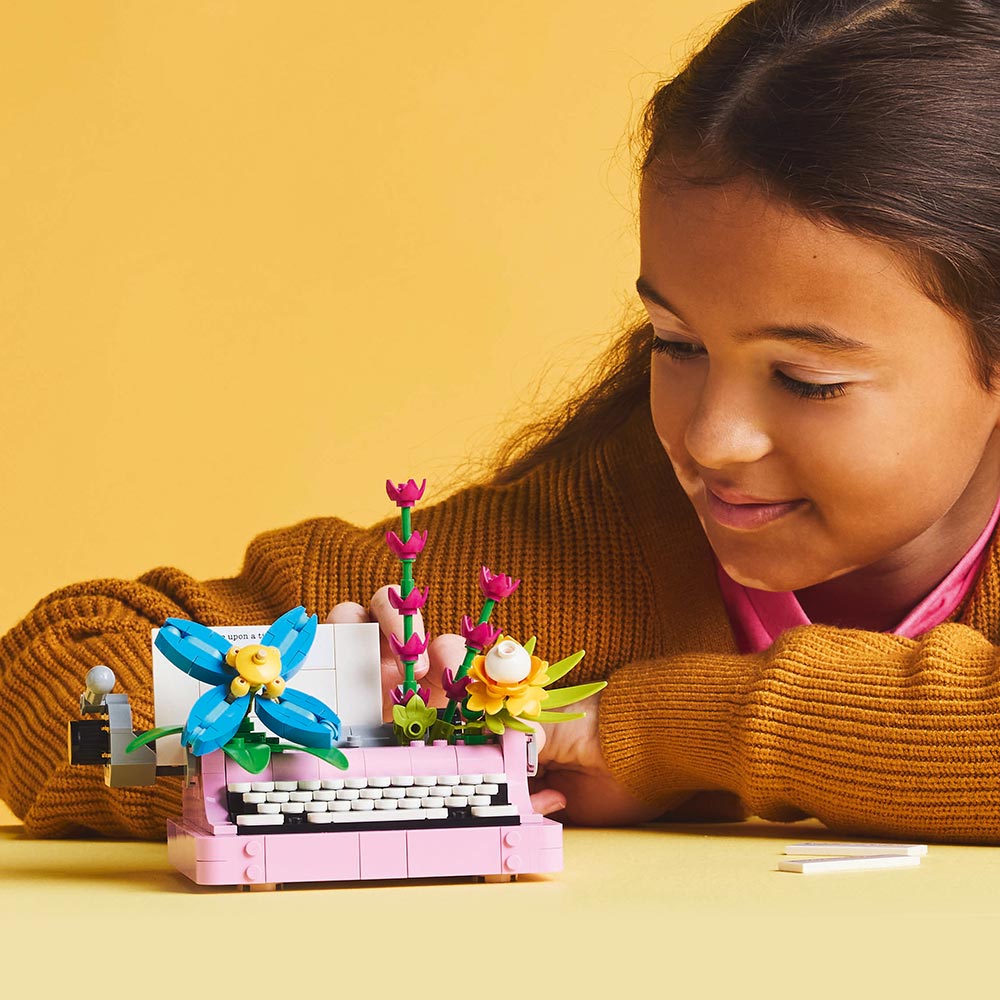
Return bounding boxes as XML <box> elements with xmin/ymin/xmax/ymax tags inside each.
<box><xmin>682</xmin><ymin>376</ymin><xmax>773</xmax><ymax>470</ymax></box>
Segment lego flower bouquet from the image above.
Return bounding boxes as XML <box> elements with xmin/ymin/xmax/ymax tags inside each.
<box><xmin>384</xmin><ymin>479</ymin><xmax>604</xmax><ymax>746</ymax></box>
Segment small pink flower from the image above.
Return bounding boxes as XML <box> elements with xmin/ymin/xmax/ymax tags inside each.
<box><xmin>389</xmin><ymin>632</ymin><xmax>430</xmax><ymax>662</ymax></box>
<box><xmin>385</xmin><ymin>478</ymin><xmax>427</xmax><ymax>508</ymax></box>
<box><xmin>441</xmin><ymin>667</ymin><xmax>471</xmax><ymax>703</ymax></box>
<box><xmin>387</xmin><ymin>585</ymin><xmax>429</xmax><ymax>615</ymax></box>
<box><xmin>385</xmin><ymin>529</ymin><xmax>428</xmax><ymax>561</ymax></box>
<box><xmin>460</xmin><ymin>616</ymin><xmax>502</xmax><ymax>650</ymax></box>
<box><xmin>390</xmin><ymin>684</ymin><xmax>431</xmax><ymax>706</ymax></box>
<box><xmin>479</xmin><ymin>566</ymin><xmax>521</xmax><ymax>602</ymax></box>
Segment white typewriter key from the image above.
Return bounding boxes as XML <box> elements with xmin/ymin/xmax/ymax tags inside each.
<box><xmin>337</xmin><ymin>788</ymin><xmax>360</xmax><ymax>801</ymax></box>
<box><xmin>304</xmin><ymin>801</ymin><xmax>328</xmax><ymax>813</ymax></box>
<box><xmin>483</xmin><ymin>773</ymin><xmax>506</xmax><ymax>784</ymax></box>
<box><xmin>289</xmin><ymin>791</ymin><xmax>313</xmax><ymax>802</ymax></box>
<box><xmin>250</xmin><ymin>782</ymin><xmax>275</xmax><ymax>792</ymax></box>
<box><xmin>368</xmin><ymin>776</ymin><xmax>391</xmax><ymax>788</ymax></box>
<box><xmin>422</xmin><ymin>797</ymin><xmax>444</xmax><ymax>809</ymax></box>
<box><xmin>453</xmin><ymin>785</ymin><xmax>475</xmax><ymax>796</ymax></box>
<box><xmin>266</xmin><ymin>791</ymin><xmax>290</xmax><ymax>803</ymax></box>
<box><xmin>476</xmin><ymin>784</ymin><xmax>499</xmax><ymax>796</ymax></box>
<box><xmin>281</xmin><ymin>802</ymin><xmax>305</xmax><ymax>814</ymax></box>
<box><xmin>359</xmin><ymin>788</ymin><xmax>383</xmax><ymax>799</ymax></box>
<box><xmin>374</xmin><ymin>799</ymin><xmax>399</xmax><ymax>810</ymax></box>
<box><xmin>314</xmin><ymin>790</ymin><xmax>339</xmax><ymax>801</ymax></box>
<box><xmin>423</xmin><ymin>808</ymin><xmax>448</xmax><ymax>820</ymax></box>
<box><xmin>320</xmin><ymin>778</ymin><xmax>345</xmax><ymax>790</ymax></box>
<box><xmin>345</xmin><ymin>777</ymin><xmax>368</xmax><ymax>789</ymax></box>
<box><xmin>460</xmin><ymin>774</ymin><xmax>484</xmax><ymax>785</ymax></box>
<box><xmin>414</xmin><ymin>775</ymin><xmax>437</xmax><ymax>786</ymax></box>
<box><xmin>307</xmin><ymin>813</ymin><xmax>334</xmax><ymax>824</ymax></box>
<box><xmin>228</xmin><ymin>782</ymin><xmax>252</xmax><ymax>793</ymax></box>
<box><xmin>242</xmin><ymin>792</ymin><xmax>266</xmax><ymax>804</ymax></box>
<box><xmin>298</xmin><ymin>780</ymin><xmax>321</xmax><ymax>791</ymax></box>
<box><xmin>430</xmin><ymin>786</ymin><xmax>452</xmax><ymax>797</ymax></box>
<box><xmin>275</xmin><ymin>781</ymin><xmax>298</xmax><ymax>791</ymax></box>
<box><xmin>398</xmin><ymin>799</ymin><xmax>422</xmax><ymax>810</ymax></box>
<box><xmin>259</xmin><ymin>802</ymin><xmax>281</xmax><ymax>814</ymax></box>
<box><xmin>329</xmin><ymin>800</ymin><xmax>352</xmax><ymax>812</ymax></box>
<box><xmin>437</xmin><ymin>775</ymin><xmax>461</xmax><ymax>786</ymax></box>
<box><xmin>351</xmin><ymin>799</ymin><xmax>376</xmax><ymax>811</ymax></box>
<box><xmin>383</xmin><ymin>787</ymin><xmax>406</xmax><ymax>799</ymax></box>
<box><xmin>237</xmin><ymin>813</ymin><xmax>283</xmax><ymax>826</ymax></box>
<box><xmin>444</xmin><ymin>797</ymin><xmax>468</xmax><ymax>808</ymax></box>
<box><xmin>471</xmin><ymin>804</ymin><xmax>518</xmax><ymax>817</ymax></box>
<box><xmin>390</xmin><ymin>775</ymin><xmax>415</xmax><ymax>786</ymax></box>
<box><xmin>405</xmin><ymin>786</ymin><xmax>429</xmax><ymax>798</ymax></box>
<box><xmin>468</xmin><ymin>795</ymin><xmax>491</xmax><ymax>807</ymax></box>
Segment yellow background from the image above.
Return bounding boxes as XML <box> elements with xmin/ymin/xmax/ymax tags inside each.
<box><xmin>0</xmin><ymin>0</ymin><xmax>742</xmax><ymax>635</ymax></box>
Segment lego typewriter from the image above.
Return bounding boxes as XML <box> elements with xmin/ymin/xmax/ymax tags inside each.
<box><xmin>68</xmin><ymin>479</ymin><xmax>602</xmax><ymax>889</ymax></box>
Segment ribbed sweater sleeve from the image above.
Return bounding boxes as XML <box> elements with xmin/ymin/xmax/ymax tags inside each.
<box><xmin>599</xmin><ymin>622</ymin><xmax>1000</xmax><ymax>844</ymax></box>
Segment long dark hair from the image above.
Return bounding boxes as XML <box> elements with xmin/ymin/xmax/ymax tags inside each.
<box><xmin>487</xmin><ymin>0</ymin><xmax>1000</xmax><ymax>486</ymax></box>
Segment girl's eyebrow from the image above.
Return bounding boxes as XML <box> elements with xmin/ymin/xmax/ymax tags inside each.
<box><xmin>635</xmin><ymin>276</ymin><xmax>878</xmax><ymax>357</ymax></box>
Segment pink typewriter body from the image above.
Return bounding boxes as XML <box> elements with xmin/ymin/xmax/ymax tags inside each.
<box><xmin>167</xmin><ymin>730</ymin><xmax>562</xmax><ymax>886</ymax></box>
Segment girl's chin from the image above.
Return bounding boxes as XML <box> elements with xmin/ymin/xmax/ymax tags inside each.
<box><xmin>714</xmin><ymin>553</ymin><xmax>831</xmax><ymax>593</ymax></box>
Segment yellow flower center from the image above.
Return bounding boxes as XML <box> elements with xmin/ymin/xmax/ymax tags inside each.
<box><xmin>226</xmin><ymin>644</ymin><xmax>282</xmax><ymax>686</ymax></box>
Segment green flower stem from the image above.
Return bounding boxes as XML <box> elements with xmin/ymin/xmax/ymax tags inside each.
<box><xmin>442</xmin><ymin>598</ymin><xmax>498</xmax><ymax>723</ymax></box>
<box><xmin>400</xmin><ymin>500</ymin><xmax>415</xmax><ymax>693</ymax></box>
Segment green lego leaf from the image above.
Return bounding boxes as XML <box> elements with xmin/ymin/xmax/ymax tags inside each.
<box><xmin>522</xmin><ymin>636</ymin><xmax>538</xmax><ymax>655</ymax></box>
<box><xmin>544</xmin><ymin>649</ymin><xmax>586</xmax><ymax>684</ymax></box>
<box><xmin>223</xmin><ymin>740</ymin><xmax>272</xmax><ymax>773</ymax></box>
<box><xmin>126</xmin><ymin>726</ymin><xmax>183</xmax><ymax>753</ymax></box>
<box><xmin>526</xmin><ymin>710</ymin><xmax>585</xmax><ymax>723</ymax></box>
<box><xmin>483</xmin><ymin>712</ymin><xmax>505</xmax><ymax>735</ymax></box>
<box><xmin>540</xmin><ymin>680</ymin><xmax>606</xmax><ymax>708</ymax></box>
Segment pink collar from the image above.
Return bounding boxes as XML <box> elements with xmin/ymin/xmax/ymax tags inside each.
<box><xmin>716</xmin><ymin>492</ymin><xmax>1000</xmax><ymax>653</ymax></box>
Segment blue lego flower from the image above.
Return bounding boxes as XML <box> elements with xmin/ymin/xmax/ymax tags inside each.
<box><xmin>154</xmin><ymin>606</ymin><xmax>343</xmax><ymax>757</ymax></box>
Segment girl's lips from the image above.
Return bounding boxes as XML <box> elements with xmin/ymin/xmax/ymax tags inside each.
<box><xmin>704</xmin><ymin>488</ymin><xmax>806</xmax><ymax>530</ymax></box>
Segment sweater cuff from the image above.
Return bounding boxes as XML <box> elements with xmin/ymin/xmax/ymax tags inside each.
<box><xmin>598</xmin><ymin>654</ymin><xmax>744</xmax><ymax>809</ymax></box>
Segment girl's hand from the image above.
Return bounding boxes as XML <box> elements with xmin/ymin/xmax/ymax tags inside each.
<box><xmin>327</xmin><ymin>585</ymin><xmax>464</xmax><ymax>716</ymax></box>
<box><xmin>530</xmin><ymin>695</ymin><xmax>664</xmax><ymax>826</ymax></box>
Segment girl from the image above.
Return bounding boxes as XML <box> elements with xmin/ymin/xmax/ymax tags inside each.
<box><xmin>4</xmin><ymin>0</ymin><xmax>1000</xmax><ymax>843</ymax></box>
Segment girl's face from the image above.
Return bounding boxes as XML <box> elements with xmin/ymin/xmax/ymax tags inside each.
<box><xmin>642</xmin><ymin>177</ymin><xmax>1000</xmax><ymax>597</ymax></box>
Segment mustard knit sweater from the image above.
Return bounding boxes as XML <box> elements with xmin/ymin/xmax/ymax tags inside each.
<box><xmin>3</xmin><ymin>402</ymin><xmax>1000</xmax><ymax>843</ymax></box>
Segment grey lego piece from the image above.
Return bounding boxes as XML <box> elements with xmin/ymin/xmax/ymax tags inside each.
<box><xmin>525</xmin><ymin>730</ymin><xmax>538</xmax><ymax>776</ymax></box>
<box><xmin>103</xmin><ymin>693</ymin><xmax>157</xmax><ymax>787</ymax></box>
<box><xmin>341</xmin><ymin>723</ymin><xmax>394</xmax><ymax>747</ymax></box>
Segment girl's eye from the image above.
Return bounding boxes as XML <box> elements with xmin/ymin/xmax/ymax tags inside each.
<box><xmin>771</xmin><ymin>370</ymin><xmax>848</xmax><ymax>401</ymax></box>
<box><xmin>651</xmin><ymin>336</ymin><xmax>849</xmax><ymax>401</ymax></box>
<box><xmin>650</xmin><ymin>337</ymin><xmax>704</xmax><ymax>361</ymax></box>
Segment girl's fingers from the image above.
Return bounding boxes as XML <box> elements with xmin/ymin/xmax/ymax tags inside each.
<box><xmin>325</xmin><ymin>602</ymin><xmax>370</xmax><ymax>625</ymax></box>
<box><xmin>367</xmin><ymin>583</ymin><xmax>430</xmax><ymax>684</ymax></box>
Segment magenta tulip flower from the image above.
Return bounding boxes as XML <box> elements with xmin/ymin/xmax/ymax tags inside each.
<box><xmin>388</xmin><ymin>585</ymin><xmax>430</xmax><ymax>615</ymax></box>
<box><xmin>389</xmin><ymin>632</ymin><xmax>430</xmax><ymax>661</ymax></box>
<box><xmin>386</xmin><ymin>478</ymin><xmax>427</xmax><ymax>508</ymax></box>
<box><xmin>479</xmin><ymin>566</ymin><xmax>521</xmax><ymax>602</ymax></box>
<box><xmin>460</xmin><ymin>616</ymin><xmax>502</xmax><ymax>650</ymax></box>
<box><xmin>390</xmin><ymin>684</ymin><xmax>431</xmax><ymax>706</ymax></box>
<box><xmin>441</xmin><ymin>667</ymin><xmax>472</xmax><ymax>703</ymax></box>
<box><xmin>385</xmin><ymin>529</ymin><xmax>428</xmax><ymax>561</ymax></box>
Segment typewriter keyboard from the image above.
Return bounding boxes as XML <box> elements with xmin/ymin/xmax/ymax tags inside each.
<box><xmin>227</xmin><ymin>772</ymin><xmax>520</xmax><ymax>833</ymax></box>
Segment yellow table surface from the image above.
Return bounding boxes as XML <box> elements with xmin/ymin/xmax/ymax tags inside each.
<box><xmin>2</xmin><ymin>806</ymin><xmax>999</xmax><ymax>997</ymax></box>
